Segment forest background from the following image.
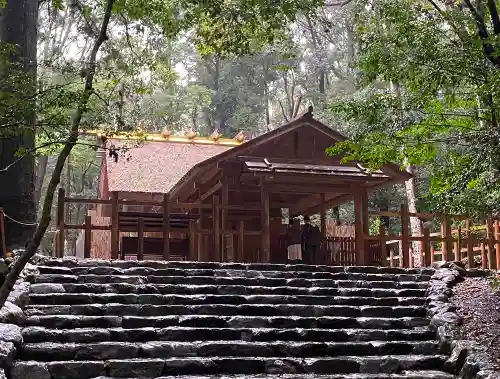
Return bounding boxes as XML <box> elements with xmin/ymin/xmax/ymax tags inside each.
<box><xmin>2</xmin><ymin>0</ymin><xmax>500</xmax><ymax>260</ymax></box>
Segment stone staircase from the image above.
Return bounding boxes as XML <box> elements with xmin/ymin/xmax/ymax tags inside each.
<box><xmin>10</xmin><ymin>260</ymin><xmax>456</xmax><ymax>379</ymax></box>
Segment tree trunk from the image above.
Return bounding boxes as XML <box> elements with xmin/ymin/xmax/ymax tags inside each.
<box><xmin>405</xmin><ymin>164</ymin><xmax>422</xmax><ymax>267</ymax></box>
<box><xmin>0</xmin><ymin>0</ymin><xmax>115</xmax><ymax>310</ymax></box>
<box><xmin>34</xmin><ymin>155</ymin><xmax>48</xmax><ymax>207</ymax></box>
<box><xmin>0</xmin><ymin>0</ymin><xmax>38</xmax><ymax>248</ymax></box>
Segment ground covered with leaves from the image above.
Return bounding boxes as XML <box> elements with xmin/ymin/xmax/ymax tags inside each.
<box><xmin>452</xmin><ymin>277</ymin><xmax>500</xmax><ymax>366</ymax></box>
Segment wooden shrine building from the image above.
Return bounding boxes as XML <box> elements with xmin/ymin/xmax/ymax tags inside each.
<box><xmin>96</xmin><ymin>110</ymin><xmax>411</xmax><ymax>264</ymax></box>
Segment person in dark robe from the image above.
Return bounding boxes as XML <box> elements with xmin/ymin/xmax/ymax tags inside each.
<box><xmin>301</xmin><ymin>215</ymin><xmax>321</xmax><ymax>264</ymax></box>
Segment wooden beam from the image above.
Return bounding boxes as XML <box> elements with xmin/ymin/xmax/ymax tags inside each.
<box><xmin>294</xmin><ymin>194</ymin><xmax>353</xmax><ymax>216</ymax></box>
<box><xmin>266</xmin><ymin>183</ymin><xmax>347</xmax><ymax>194</ymax></box>
<box><xmin>261</xmin><ymin>179</ymin><xmax>271</xmax><ymax>263</ymax></box>
<box><xmin>242</xmin><ymin>172</ymin><xmax>387</xmax><ymax>183</ymax></box>
<box><xmin>110</xmin><ymin>191</ymin><xmax>119</xmax><ymax>260</ymax></box>
<box><xmin>237</xmin><ymin>155</ymin><xmax>360</xmax><ymax>167</ymax></box>
<box><xmin>200</xmin><ymin>181</ymin><xmax>222</xmax><ymax>201</ymax></box>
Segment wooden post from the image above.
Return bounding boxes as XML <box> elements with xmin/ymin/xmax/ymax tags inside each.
<box><xmin>481</xmin><ymin>242</ymin><xmax>487</xmax><ymax>269</ymax></box>
<box><xmin>401</xmin><ymin>203</ymin><xmax>410</xmax><ymax>268</ymax></box>
<box><xmin>0</xmin><ymin>208</ymin><xmax>6</xmax><ymax>258</ymax></box>
<box><xmin>353</xmin><ymin>191</ymin><xmax>365</xmax><ymax>265</ymax></box>
<box><xmin>137</xmin><ymin>217</ymin><xmax>144</xmax><ymax>261</ymax></box>
<box><xmin>213</xmin><ymin>195</ymin><xmax>220</xmax><ymax>262</ymax></box>
<box><xmin>163</xmin><ymin>193</ymin><xmax>170</xmax><ymax>261</ymax></box>
<box><xmin>320</xmin><ymin>194</ymin><xmax>326</xmax><ymax>240</ymax></box>
<box><xmin>188</xmin><ymin>219</ymin><xmax>196</xmax><ymax>261</ymax></box>
<box><xmin>442</xmin><ymin>215</ymin><xmax>453</xmax><ymax>261</ymax></box>
<box><xmin>423</xmin><ymin>226</ymin><xmax>431</xmax><ymax>267</ymax></box>
<box><xmin>110</xmin><ymin>191</ymin><xmax>119</xmax><ymax>260</ymax></box>
<box><xmin>56</xmin><ymin>188</ymin><xmax>66</xmax><ymax>258</ymax></box>
<box><xmin>389</xmin><ymin>247</ymin><xmax>395</xmax><ymax>267</ymax></box>
<box><xmin>457</xmin><ymin>225</ymin><xmax>462</xmax><ymax>260</ymax></box>
<box><xmin>466</xmin><ymin>222</ymin><xmax>474</xmax><ymax>269</ymax></box>
<box><xmin>84</xmin><ymin>215</ymin><xmax>92</xmax><ymax>259</ymax></box>
<box><xmin>261</xmin><ymin>180</ymin><xmax>270</xmax><ymax>263</ymax></box>
<box><xmin>487</xmin><ymin>218</ymin><xmax>496</xmax><ymax>269</ymax></box>
<box><xmin>495</xmin><ymin>220</ymin><xmax>500</xmax><ymax>270</ymax></box>
<box><xmin>221</xmin><ymin>181</ymin><xmax>228</xmax><ymax>262</ymax></box>
<box><xmin>196</xmin><ymin>220</ymin><xmax>202</xmax><ymax>261</ymax></box>
<box><xmin>238</xmin><ymin>220</ymin><xmax>244</xmax><ymax>263</ymax></box>
<box><xmin>431</xmin><ymin>245</ymin><xmax>435</xmax><ymax>265</ymax></box>
<box><xmin>379</xmin><ymin>224</ymin><xmax>387</xmax><ymax>266</ymax></box>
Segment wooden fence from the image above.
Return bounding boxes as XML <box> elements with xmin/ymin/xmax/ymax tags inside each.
<box><xmin>367</xmin><ymin>205</ymin><xmax>500</xmax><ymax>270</ymax></box>
<box><xmin>55</xmin><ymin>190</ymin><xmax>500</xmax><ymax>269</ymax></box>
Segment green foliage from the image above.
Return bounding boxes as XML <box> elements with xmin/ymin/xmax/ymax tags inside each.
<box><xmin>327</xmin><ymin>0</ymin><xmax>500</xmax><ymax>217</ymax></box>
<box><xmin>492</xmin><ymin>273</ymin><xmax>500</xmax><ymax>292</ymax></box>
<box><xmin>114</xmin><ymin>0</ymin><xmax>324</xmax><ymax>56</ymax></box>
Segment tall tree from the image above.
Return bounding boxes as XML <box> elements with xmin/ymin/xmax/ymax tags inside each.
<box><xmin>0</xmin><ymin>0</ymin><xmax>38</xmax><ymax>248</ymax></box>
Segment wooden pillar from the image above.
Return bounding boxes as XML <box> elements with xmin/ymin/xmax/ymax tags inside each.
<box><xmin>423</xmin><ymin>226</ymin><xmax>431</xmax><ymax>267</ymax></box>
<box><xmin>213</xmin><ymin>195</ymin><xmax>220</xmax><ymax>262</ymax></box>
<box><xmin>487</xmin><ymin>218</ymin><xmax>495</xmax><ymax>269</ymax></box>
<box><xmin>379</xmin><ymin>224</ymin><xmax>387</xmax><ymax>266</ymax></box>
<box><xmin>442</xmin><ymin>215</ymin><xmax>453</xmax><ymax>261</ymax></box>
<box><xmin>110</xmin><ymin>191</ymin><xmax>119</xmax><ymax>260</ymax></box>
<box><xmin>188</xmin><ymin>219</ymin><xmax>196</xmax><ymax>261</ymax></box>
<box><xmin>56</xmin><ymin>188</ymin><xmax>66</xmax><ymax>258</ymax></box>
<box><xmin>137</xmin><ymin>217</ymin><xmax>144</xmax><ymax>261</ymax></box>
<box><xmin>400</xmin><ymin>203</ymin><xmax>410</xmax><ymax>268</ymax></box>
<box><xmin>84</xmin><ymin>215</ymin><xmax>92</xmax><ymax>259</ymax></box>
<box><xmin>353</xmin><ymin>191</ymin><xmax>366</xmax><ymax>266</ymax></box>
<box><xmin>466</xmin><ymin>220</ymin><xmax>474</xmax><ymax>269</ymax></box>
<box><xmin>163</xmin><ymin>193</ymin><xmax>170</xmax><ymax>261</ymax></box>
<box><xmin>221</xmin><ymin>180</ymin><xmax>229</xmax><ymax>262</ymax></box>
<box><xmin>261</xmin><ymin>179</ymin><xmax>270</xmax><ymax>263</ymax></box>
<box><xmin>320</xmin><ymin>194</ymin><xmax>326</xmax><ymax>239</ymax></box>
<box><xmin>196</xmin><ymin>220</ymin><xmax>202</xmax><ymax>261</ymax></box>
<box><xmin>238</xmin><ymin>220</ymin><xmax>244</xmax><ymax>263</ymax></box>
<box><xmin>0</xmin><ymin>208</ymin><xmax>6</xmax><ymax>259</ymax></box>
<box><xmin>495</xmin><ymin>220</ymin><xmax>500</xmax><ymax>270</ymax></box>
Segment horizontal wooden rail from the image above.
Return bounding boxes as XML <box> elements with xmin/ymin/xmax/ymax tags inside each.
<box><xmin>368</xmin><ymin>209</ymin><xmax>469</xmax><ymax>220</ymax></box>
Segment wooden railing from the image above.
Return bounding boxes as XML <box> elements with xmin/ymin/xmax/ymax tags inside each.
<box><xmin>367</xmin><ymin>205</ymin><xmax>500</xmax><ymax>270</ymax></box>
<box><xmin>56</xmin><ymin>190</ymin><xmax>500</xmax><ymax>268</ymax></box>
<box><xmin>56</xmin><ymin>188</ymin><xmax>266</xmax><ymax>261</ymax></box>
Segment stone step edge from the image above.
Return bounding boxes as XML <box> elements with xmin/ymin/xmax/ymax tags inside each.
<box><xmin>21</xmin><ymin>340</ymin><xmax>440</xmax><ymax>348</ymax></box>
<box><xmin>37</xmin><ymin>258</ymin><xmax>435</xmax><ymax>274</ymax></box>
<box><xmin>89</xmin><ymin>373</ymin><xmax>455</xmax><ymax>379</ymax></box>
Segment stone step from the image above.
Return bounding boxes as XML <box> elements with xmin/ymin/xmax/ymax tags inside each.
<box><xmin>89</xmin><ymin>373</ymin><xmax>456</xmax><ymax>379</ymax></box>
<box><xmin>30</xmin><ymin>282</ymin><xmax>428</xmax><ymax>295</ymax></box>
<box><xmin>27</xmin><ymin>293</ymin><xmax>426</xmax><ymax>307</ymax></box>
<box><xmin>19</xmin><ymin>340</ymin><xmax>441</xmax><ymax>361</ymax></box>
<box><xmin>30</xmin><ymin>274</ymin><xmax>430</xmax><ymax>288</ymax></box>
<box><xmin>22</xmin><ymin>327</ymin><xmax>436</xmax><ymax>344</ymax></box>
<box><xmin>38</xmin><ymin>259</ymin><xmax>436</xmax><ymax>276</ymax></box>
<box><xmin>24</xmin><ymin>303</ymin><xmax>427</xmax><ymax>318</ymax></box>
<box><xmin>34</xmin><ymin>266</ymin><xmax>433</xmax><ymax>282</ymax></box>
<box><xmin>25</xmin><ymin>315</ymin><xmax>430</xmax><ymax>329</ymax></box>
<box><xmin>9</xmin><ymin>356</ymin><xmax>448</xmax><ymax>379</ymax></box>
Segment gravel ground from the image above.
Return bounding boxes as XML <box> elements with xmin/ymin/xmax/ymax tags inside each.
<box><xmin>452</xmin><ymin>277</ymin><xmax>500</xmax><ymax>366</ymax></box>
